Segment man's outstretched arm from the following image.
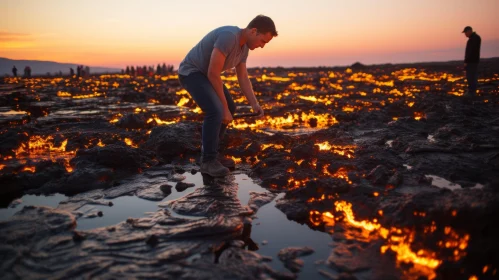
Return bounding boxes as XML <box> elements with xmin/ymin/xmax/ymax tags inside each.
<box><xmin>208</xmin><ymin>48</ymin><xmax>232</xmax><ymax>123</ymax></box>
<box><xmin>235</xmin><ymin>62</ymin><xmax>263</xmax><ymax>117</ymax></box>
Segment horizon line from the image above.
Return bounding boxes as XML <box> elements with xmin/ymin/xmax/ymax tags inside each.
<box><xmin>2</xmin><ymin>56</ymin><xmax>499</xmax><ymax>71</ymax></box>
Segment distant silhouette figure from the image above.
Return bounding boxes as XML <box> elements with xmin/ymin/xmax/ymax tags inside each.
<box><xmin>462</xmin><ymin>26</ymin><xmax>481</xmax><ymax>97</ymax></box>
<box><xmin>23</xmin><ymin>66</ymin><xmax>31</xmax><ymax>78</ymax></box>
<box><xmin>80</xmin><ymin>65</ymin><xmax>86</xmax><ymax>77</ymax></box>
<box><xmin>162</xmin><ymin>63</ymin><xmax>167</xmax><ymax>75</ymax></box>
<box><xmin>12</xmin><ymin>66</ymin><xmax>17</xmax><ymax>77</ymax></box>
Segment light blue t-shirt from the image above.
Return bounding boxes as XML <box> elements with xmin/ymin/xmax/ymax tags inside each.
<box><xmin>178</xmin><ymin>26</ymin><xmax>249</xmax><ymax>76</ymax></box>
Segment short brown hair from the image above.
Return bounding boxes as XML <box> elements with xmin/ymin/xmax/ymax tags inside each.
<box><xmin>247</xmin><ymin>15</ymin><xmax>278</xmax><ymax>37</ymax></box>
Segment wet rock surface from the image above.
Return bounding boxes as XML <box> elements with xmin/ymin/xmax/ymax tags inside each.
<box><xmin>1</xmin><ymin>60</ymin><xmax>499</xmax><ymax>279</ymax></box>
<box><xmin>248</xmin><ymin>191</ymin><xmax>278</xmax><ymax>212</ymax></box>
<box><xmin>162</xmin><ymin>176</ymin><xmax>252</xmax><ymax>217</ymax></box>
<box><xmin>278</xmin><ymin>246</ymin><xmax>315</xmax><ymax>273</ymax></box>
<box><xmin>0</xmin><ymin>179</ymin><xmax>291</xmax><ymax>279</ymax></box>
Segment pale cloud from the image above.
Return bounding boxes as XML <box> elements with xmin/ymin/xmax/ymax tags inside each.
<box><xmin>0</xmin><ymin>31</ymin><xmax>33</xmax><ymax>42</ymax></box>
<box><xmin>36</xmin><ymin>33</ymin><xmax>58</xmax><ymax>38</ymax></box>
<box><xmin>0</xmin><ymin>32</ymin><xmax>35</xmax><ymax>49</ymax></box>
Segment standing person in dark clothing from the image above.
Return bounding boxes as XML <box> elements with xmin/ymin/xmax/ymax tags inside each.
<box><xmin>12</xmin><ymin>66</ymin><xmax>17</xmax><ymax>77</ymax></box>
<box><xmin>462</xmin><ymin>26</ymin><xmax>481</xmax><ymax>97</ymax></box>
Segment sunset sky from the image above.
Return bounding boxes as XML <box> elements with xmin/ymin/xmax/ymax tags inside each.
<box><xmin>1</xmin><ymin>0</ymin><xmax>498</xmax><ymax>69</ymax></box>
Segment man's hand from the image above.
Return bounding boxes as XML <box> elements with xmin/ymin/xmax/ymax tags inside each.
<box><xmin>251</xmin><ymin>103</ymin><xmax>264</xmax><ymax>117</ymax></box>
<box><xmin>222</xmin><ymin>108</ymin><xmax>233</xmax><ymax>124</ymax></box>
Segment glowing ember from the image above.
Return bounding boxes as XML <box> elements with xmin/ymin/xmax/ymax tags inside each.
<box><xmin>124</xmin><ymin>138</ymin><xmax>138</xmax><ymax>148</ymax></box>
<box><xmin>147</xmin><ymin>115</ymin><xmax>179</xmax><ymax>125</ymax></box>
<box><xmin>307</xmin><ymin>194</ymin><xmax>335</xmax><ymax>203</ymax></box>
<box><xmin>13</xmin><ymin>135</ymin><xmax>76</xmax><ymax>173</ymax></box>
<box><xmin>231</xmin><ymin>156</ymin><xmax>242</xmax><ymax>164</ymax></box>
<box><xmin>261</xmin><ymin>144</ymin><xmax>284</xmax><ymax>150</ymax></box>
<box><xmin>315</xmin><ymin>141</ymin><xmax>356</xmax><ymax>158</ymax></box>
<box><xmin>286</xmin><ymin>177</ymin><xmax>310</xmax><ymax>190</ymax></box>
<box><xmin>310</xmin><ymin>200</ymin><xmax>471</xmax><ymax>277</ymax></box>
<box><xmin>232</xmin><ymin>112</ymin><xmax>337</xmax><ymax>130</ymax></box>
<box><xmin>414</xmin><ymin>112</ymin><xmax>425</xmax><ymax>121</ymax></box>
<box><xmin>192</xmin><ymin>107</ymin><xmax>202</xmax><ymax>114</ymax></box>
<box><xmin>392</xmin><ymin>68</ymin><xmax>463</xmax><ymax>82</ymax></box>
<box><xmin>298</xmin><ymin>95</ymin><xmax>332</xmax><ymax>105</ymax></box>
<box><xmin>177</xmin><ymin>97</ymin><xmax>190</xmax><ymax>107</ymax></box>
<box><xmin>335</xmin><ymin>201</ymin><xmax>382</xmax><ymax>231</ymax></box>
<box><xmin>22</xmin><ymin>166</ymin><xmax>36</xmax><ymax>173</ymax></box>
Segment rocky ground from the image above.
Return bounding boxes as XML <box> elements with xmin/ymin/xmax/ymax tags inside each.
<box><xmin>1</xmin><ymin>58</ymin><xmax>498</xmax><ymax>279</ymax></box>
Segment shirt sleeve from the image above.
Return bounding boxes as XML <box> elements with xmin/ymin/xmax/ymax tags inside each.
<box><xmin>214</xmin><ymin>31</ymin><xmax>237</xmax><ymax>57</ymax></box>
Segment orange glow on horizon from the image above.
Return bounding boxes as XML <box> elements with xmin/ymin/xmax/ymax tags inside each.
<box><xmin>1</xmin><ymin>1</ymin><xmax>498</xmax><ymax>69</ymax></box>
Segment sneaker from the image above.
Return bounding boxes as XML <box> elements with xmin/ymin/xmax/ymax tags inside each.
<box><xmin>200</xmin><ymin>160</ymin><xmax>230</xmax><ymax>177</ymax></box>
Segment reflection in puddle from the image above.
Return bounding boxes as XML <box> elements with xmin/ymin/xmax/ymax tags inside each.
<box><xmin>386</xmin><ymin>140</ymin><xmax>393</xmax><ymax>147</ymax></box>
<box><xmin>425</xmin><ymin>175</ymin><xmax>484</xmax><ymax>191</ymax></box>
<box><xmin>232</xmin><ymin>173</ymin><xmax>333</xmax><ymax>279</ymax></box>
<box><xmin>77</xmin><ymin>172</ymin><xmax>204</xmax><ymax>230</ymax></box>
<box><xmin>7</xmin><ymin>171</ymin><xmax>478</xmax><ymax>278</ymax></box>
<box><xmin>310</xmin><ymin>200</ymin><xmax>471</xmax><ymax>280</ymax></box>
<box><xmin>0</xmin><ymin>172</ymin><xmax>335</xmax><ymax>278</ymax></box>
<box><xmin>0</xmin><ymin>193</ymin><xmax>67</xmax><ymax>221</ymax></box>
<box><xmin>426</xmin><ymin>175</ymin><xmax>461</xmax><ymax>191</ymax></box>
<box><xmin>0</xmin><ymin>171</ymin><xmax>484</xmax><ymax>279</ymax></box>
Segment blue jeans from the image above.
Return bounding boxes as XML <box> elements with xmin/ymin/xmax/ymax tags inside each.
<box><xmin>466</xmin><ymin>63</ymin><xmax>478</xmax><ymax>95</ymax></box>
<box><xmin>178</xmin><ymin>72</ymin><xmax>236</xmax><ymax>163</ymax></box>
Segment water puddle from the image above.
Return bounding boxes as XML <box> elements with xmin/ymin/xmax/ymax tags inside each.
<box><xmin>426</xmin><ymin>174</ymin><xmax>485</xmax><ymax>191</ymax></box>
<box><xmin>427</xmin><ymin>134</ymin><xmax>436</xmax><ymax>143</ymax></box>
<box><xmin>77</xmin><ymin>172</ymin><xmax>204</xmax><ymax>230</ymax></box>
<box><xmin>0</xmin><ymin>193</ymin><xmax>67</xmax><ymax>221</ymax></box>
<box><xmin>385</xmin><ymin>140</ymin><xmax>393</xmax><ymax>147</ymax></box>
<box><xmin>0</xmin><ymin>171</ymin><xmax>335</xmax><ymax>278</ymax></box>
<box><xmin>249</xmin><ymin>193</ymin><xmax>333</xmax><ymax>279</ymax></box>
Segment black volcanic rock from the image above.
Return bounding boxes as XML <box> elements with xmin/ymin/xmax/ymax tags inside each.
<box><xmin>278</xmin><ymin>246</ymin><xmax>314</xmax><ymax>273</ymax></box>
<box><xmin>366</xmin><ymin>165</ymin><xmax>391</xmax><ymax>186</ymax></box>
<box><xmin>247</xmin><ymin>191</ymin><xmax>277</xmax><ymax>212</ymax></box>
<box><xmin>116</xmin><ymin>113</ymin><xmax>147</xmax><ymax>129</ymax></box>
<box><xmin>0</xmin><ymin>205</ymin><xmax>290</xmax><ymax>279</ymax></box>
<box><xmin>175</xmin><ymin>181</ymin><xmax>195</xmax><ymax>192</ymax></box>
<box><xmin>0</xmin><ymin>128</ymin><xmax>30</xmax><ymax>157</ymax></box>
<box><xmin>143</xmin><ymin>122</ymin><xmax>201</xmax><ymax>160</ymax></box>
<box><xmin>0</xmin><ymin>206</ymin><xmax>76</xmax><ymax>245</ymax></box>
<box><xmin>71</xmin><ymin>144</ymin><xmax>144</xmax><ymax>171</ymax></box>
<box><xmin>163</xmin><ymin>177</ymin><xmax>250</xmax><ymax>217</ymax></box>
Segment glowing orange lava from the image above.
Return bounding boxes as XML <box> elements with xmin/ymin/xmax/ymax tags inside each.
<box><xmin>309</xmin><ymin>200</ymin><xmax>471</xmax><ymax>279</ymax></box>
